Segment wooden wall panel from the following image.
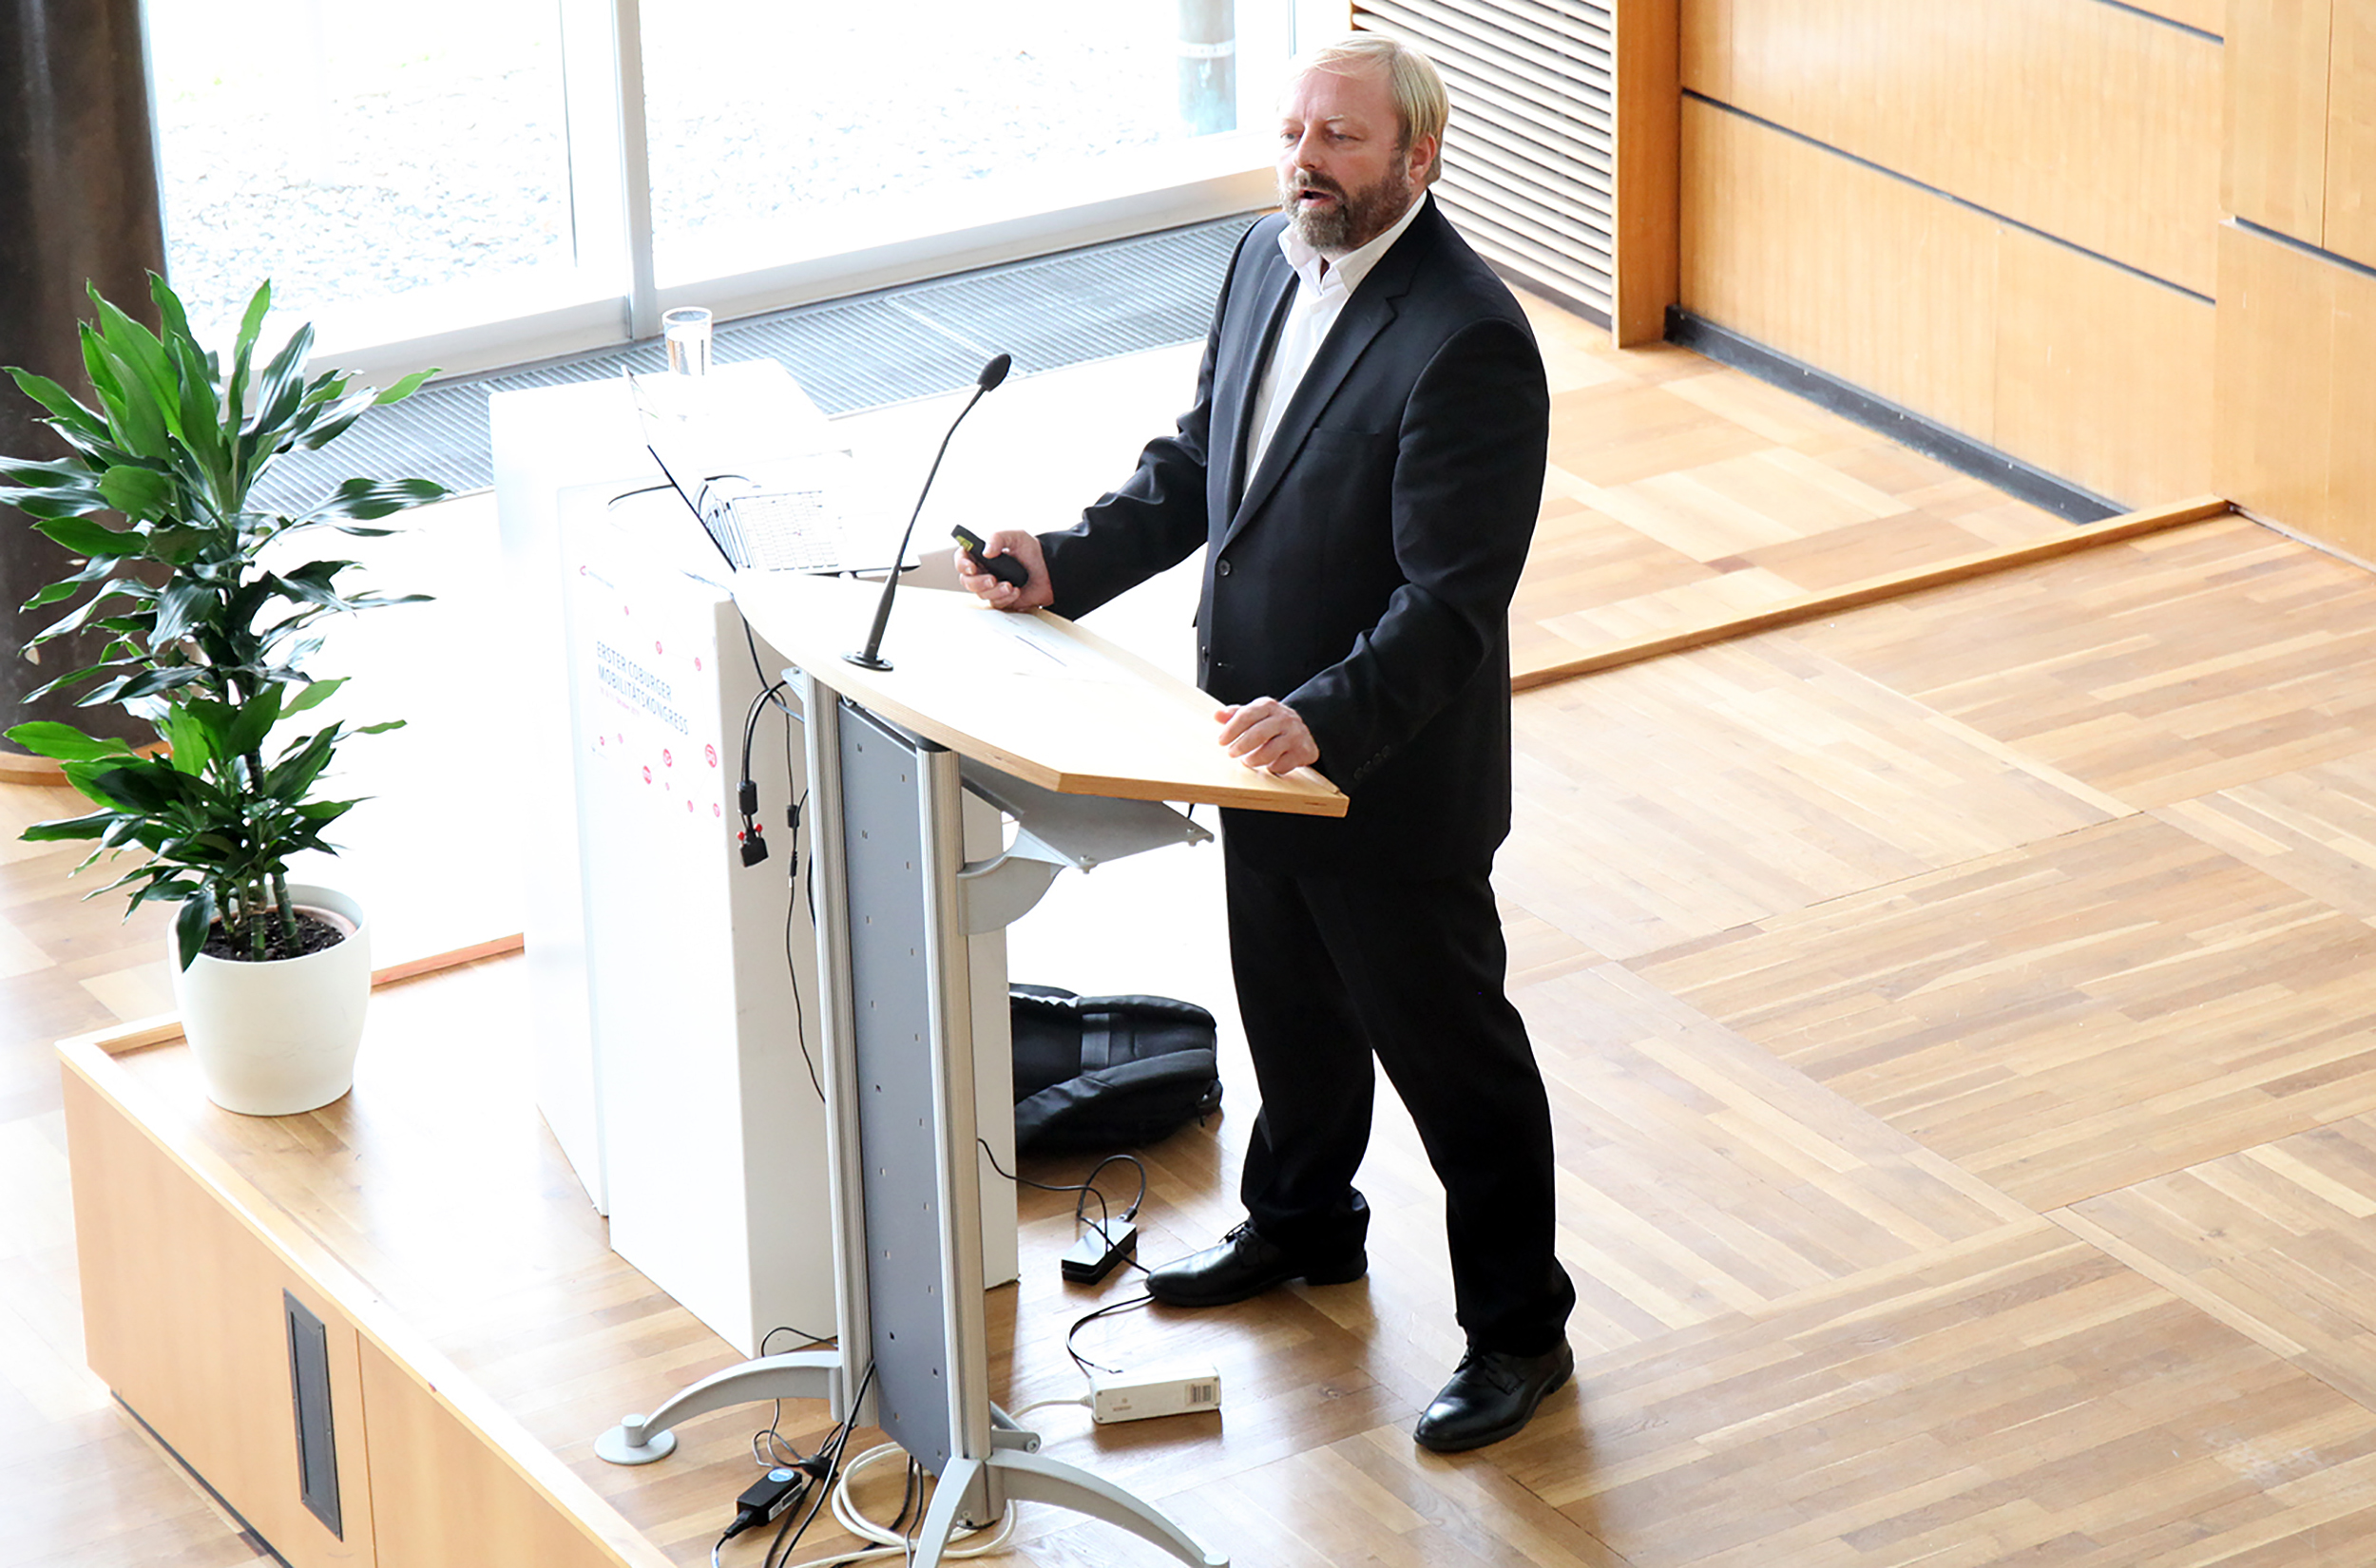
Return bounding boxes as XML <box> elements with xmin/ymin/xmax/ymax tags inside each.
<box><xmin>2328</xmin><ymin>0</ymin><xmax>2376</xmax><ymax>263</ymax></box>
<box><xmin>1993</xmin><ymin>230</ymin><xmax>2218</xmax><ymax>506</ymax></box>
<box><xmin>2336</xmin><ymin>251</ymin><xmax>2376</xmax><ymax>552</ymax></box>
<box><xmin>2213</xmin><ymin>221</ymin><xmax>2347</xmax><ymax>545</ymax></box>
<box><xmin>2224</xmin><ymin>0</ymin><xmax>2334</xmax><ymax>241</ymax></box>
<box><xmin>2129</xmin><ymin>0</ymin><xmax>2225</xmax><ymax>29</ymax></box>
<box><xmin>1685</xmin><ymin>0</ymin><xmax>2223</xmax><ymax>295</ymax></box>
<box><xmin>1680</xmin><ymin>99</ymin><xmax>1999</xmax><ymax>443</ymax></box>
<box><xmin>63</xmin><ymin>1068</ymin><xmax>374</xmax><ymax>1568</ymax></box>
<box><xmin>1677</xmin><ymin>0</ymin><xmax>1732</xmax><ymax>116</ymax></box>
<box><xmin>1683</xmin><ymin>105</ymin><xmax>2219</xmax><ymax>511</ymax></box>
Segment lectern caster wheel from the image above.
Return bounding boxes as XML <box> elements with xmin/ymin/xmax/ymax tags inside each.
<box><xmin>595</xmin><ymin>1421</ymin><xmax>677</xmax><ymax>1465</ymax></box>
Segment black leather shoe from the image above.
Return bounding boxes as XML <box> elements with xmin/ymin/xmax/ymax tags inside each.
<box><xmin>1144</xmin><ymin>1221</ymin><xmax>1368</xmax><ymax>1308</ymax></box>
<box><xmin>1412</xmin><ymin>1340</ymin><xmax>1574</xmax><ymax>1452</ymax></box>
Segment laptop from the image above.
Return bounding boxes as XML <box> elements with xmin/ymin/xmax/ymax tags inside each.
<box><xmin>634</xmin><ymin>378</ymin><xmax>862</xmax><ymax>574</ymax></box>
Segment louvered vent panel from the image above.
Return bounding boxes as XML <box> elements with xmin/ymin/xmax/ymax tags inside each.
<box><xmin>1356</xmin><ymin>0</ymin><xmax>1615</xmax><ymax>321</ymax></box>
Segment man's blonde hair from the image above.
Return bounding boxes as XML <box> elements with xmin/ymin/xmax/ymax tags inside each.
<box><xmin>1297</xmin><ymin>32</ymin><xmax>1449</xmax><ymax>185</ymax></box>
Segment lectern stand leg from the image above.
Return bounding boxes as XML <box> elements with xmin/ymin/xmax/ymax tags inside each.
<box><xmin>991</xmin><ymin>1449</ymin><xmax>1226</xmax><ymax>1567</ymax></box>
<box><xmin>909</xmin><ymin>1449</ymin><xmax>1226</xmax><ymax>1568</ymax></box>
<box><xmin>593</xmin><ymin>1349</ymin><xmax>842</xmax><ymax>1464</ymax></box>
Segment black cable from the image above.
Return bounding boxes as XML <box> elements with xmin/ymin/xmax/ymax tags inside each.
<box><xmin>974</xmin><ymin>1139</ymin><xmax>1148</xmax><ymax>1258</ymax></box>
<box><xmin>608</xmin><ymin>480</ymin><xmax>677</xmax><ymax>507</ymax></box>
<box><xmin>759</xmin><ymin>1361</ymin><xmax>875</xmax><ymax>1568</ymax></box>
<box><xmin>893</xmin><ymin>1457</ymin><xmax>921</xmax><ymax>1536</ymax></box>
<box><xmin>738</xmin><ymin>613</ymin><xmax>826</xmax><ymax>1104</ymax></box>
<box><xmin>739</xmin><ymin>618</ymin><xmax>800</xmax><ymax>719</ymax></box>
<box><xmin>903</xmin><ymin>1458</ymin><xmax>924</xmax><ymax>1563</ymax></box>
<box><xmin>751</xmin><ymin>1326</ymin><xmax>835</xmax><ymax>1469</ymax></box>
<box><xmin>1064</xmin><ymin>1291</ymin><xmax>1156</xmax><ymax>1377</ymax></box>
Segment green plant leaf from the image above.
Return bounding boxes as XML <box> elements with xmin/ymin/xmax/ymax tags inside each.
<box><xmin>165</xmin><ymin>331</ymin><xmax>227</xmax><ymax>479</ymax></box>
<box><xmin>6</xmin><ymin>365</ymin><xmax>109</xmax><ymax>441</ymax></box>
<box><xmin>35</xmin><ymin>585</ymin><xmax>143</xmax><ymax>646</ymax></box>
<box><xmin>280</xmin><ymin>676</ymin><xmax>346</xmax><ymax>717</ymax></box>
<box><xmin>174</xmin><ymin>886</ymin><xmax>215</xmax><ymax>970</ymax></box>
<box><xmin>77</xmin><ymin>319</ymin><xmax>126</xmax><ymax>415</ymax></box>
<box><xmin>37</xmin><ymin>419</ymin><xmax>133</xmax><ymax>469</ymax></box>
<box><xmin>79</xmin><ymin>759</ymin><xmax>202</xmax><ymax>814</ymax></box>
<box><xmin>29</xmin><ymin>514</ymin><xmax>135</xmax><ymax>558</ymax></box>
<box><xmin>244</xmin><ymin>321</ymin><xmax>317</xmax><ymax>450</ymax></box>
<box><xmin>146</xmin><ymin>525</ymin><xmax>214</xmax><ymax>565</ymax></box>
<box><xmin>290</xmin><ymin>386</ymin><xmax>379</xmax><ymax>451</ymax></box>
<box><xmin>261</xmin><ymin>727</ymin><xmax>338</xmax><ymax>801</ymax></box>
<box><xmin>18</xmin><ymin>810</ymin><xmax>115</xmax><ymax>843</ymax></box>
<box><xmin>86</xmin><ymin>665</ymin><xmax>205</xmax><ymax>705</ymax></box>
<box><xmin>96</xmin><ymin>464</ymin><xmax>178</xmax><ymax>522</ymax></box>
<box><xmin>3</xmin><ymin>720</ymin><xmax>136</xmax><ymax>762</ymax></box>
<box><xmin>159</xmin><ymin>703</ymin><xmax>214</xmax><ymax>774</ymax></box>
<box><xmin>303</xmin><ymin>476</ymin><xmax>448</xmax><ymax>522</ymax></box>
<box><xmin>273</xmin><ymin>558</ymin><xmax>354</xmax><ymax>599</ymax></box>
<box><xmin>296</xmin><ymin>367</ymin><xmax>351</xmax><ymax>411</ymax></box>
<box><xmin>354</xmin><ymin>718</ymin><xmax>406</xmax><ymax>735</ymax></box>
<box><xmin>227</xmin><ymin>281</ymin><xmax>272</xmax><ymax>428</ymax></box>
<box><xmin>0</xmin><ymin>453</ymin><xmax>95</xmax><ymax>488</ymax></box>
<box><xmin>1</xmin><ymin>486</ymin><xmax>111</xmax><ymax>524</ymax></box>
<box><xmin>24</xmin><ymin>656</ymin><xmax>123</xmax><ymax>704</ymax></box>
<box><xmin>88</xmin><ymin>290</ymin><xmax>184</xmax><ymax>438</ymax></box>
<box><xmin>148</xmin><ymin>578</ymin><xmax>218</xmax><ymax>651</ymax></box>
<box><xmin>20</xmin><ymin>580</ymin><xmax>79</xmax><ymax>611</ymax></box>
<box><xmin>378</xmin><ymin>368</ymin><xmax>439</xmax><ymax>405</ymax></box>
<box><xmin>59</xmin><ymin>756</ymin><xmax>131</xmax><ymax>809</ymax></box>
<box><xmin>225</xmin><ymin>684</ymin><xmax>284</xmax><ymax>758</ymax></box>
<box><xmin>100</xmin><ymin>815</ymin><xmax>161</xmax><ymax>851</ymax></box>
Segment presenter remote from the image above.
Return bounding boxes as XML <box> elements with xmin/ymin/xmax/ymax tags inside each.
<box><xmin>953</xmin><ymin>526</ymin><xmax>1030</xmax><ymax>588</ymax></box>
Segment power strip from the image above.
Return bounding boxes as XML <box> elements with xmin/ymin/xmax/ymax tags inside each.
<box><xmin>1088</xmin><ymin>1363</ymin><xmax>1222</xmax><ymax>1425</ymax></box>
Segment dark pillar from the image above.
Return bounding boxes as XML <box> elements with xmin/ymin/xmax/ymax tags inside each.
<box><xmin>0</xmin><ymin>0</ymin><xmax>167</xmax><ymax>756</ymax></box>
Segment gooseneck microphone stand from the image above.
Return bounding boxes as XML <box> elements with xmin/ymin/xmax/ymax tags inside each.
<box><xmin>845</xmin><ymin>352</ymin><xmax>1012</xmax><ymax>671</ymax></box>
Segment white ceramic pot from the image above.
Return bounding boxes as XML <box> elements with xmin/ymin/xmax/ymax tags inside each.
<box><xmin>169</xmin><ymin>884</ymin><xmax>372</xmax><ymax>1117</ymax></box>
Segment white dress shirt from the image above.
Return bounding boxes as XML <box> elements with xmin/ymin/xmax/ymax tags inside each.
<box><xmin>1244</xmin><ymin>193</ymin><xmax>1429</xmax><ymax>476</ymax></box>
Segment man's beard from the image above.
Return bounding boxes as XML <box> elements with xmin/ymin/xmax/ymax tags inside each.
<box><xmin>1282</xmin><ymin>162</ymin><xmax>1415</xmax><ymax>255</ymax></box>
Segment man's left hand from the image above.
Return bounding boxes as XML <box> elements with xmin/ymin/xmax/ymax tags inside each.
<box><xmin>1216</xmin><ymin>698</ymin><xmax>1319</xmax><ymax>774</ymax></box>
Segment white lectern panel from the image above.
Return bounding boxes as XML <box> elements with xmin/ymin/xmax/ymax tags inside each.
<box><xmin>493</xmin><ymin>366</ymin><xmax>1017</xmax><ymax>1362</ymax></box>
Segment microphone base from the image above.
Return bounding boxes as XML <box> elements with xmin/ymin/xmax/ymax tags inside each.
<box><xmin>843</xmin><ymin>650</ymin><xmax>893</xmax><ymax>672</ymax></box>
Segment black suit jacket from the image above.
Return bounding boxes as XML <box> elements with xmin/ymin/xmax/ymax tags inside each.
<box><xmin>1039</xmin><ymin>198</ymin><xmax>1550</xmax><ymax>877</ymax></box>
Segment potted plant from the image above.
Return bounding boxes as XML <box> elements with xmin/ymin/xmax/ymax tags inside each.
<box><xmin>1</xmin><ymin>275</ymin><xmax>445</xmax><ymax>1115</ymax></box>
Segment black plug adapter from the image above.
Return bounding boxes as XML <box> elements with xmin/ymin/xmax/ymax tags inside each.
<box><xmin>740</xmin><ymin>831</ymin><xmax>770</xmax><ymax>867</ymax></box>
<box><xmin>721</xmin><ymin>1465</ymin><xmax>808</xmax><ymax>1539</ymax></box>
<box><xmin>1061</xmin><ymin>1217</ymin><xmax>1137</xmax><ymax>1285</ymax></box>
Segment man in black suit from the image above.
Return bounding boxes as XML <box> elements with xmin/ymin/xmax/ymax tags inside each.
<box><xmin>956</xmin><ymin>33</ymin><xmax>1574</xmax><ymax>1451</ymax></box>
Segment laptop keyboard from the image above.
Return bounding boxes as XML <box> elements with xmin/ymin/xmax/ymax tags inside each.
<box><xmin>730</xmin><ymin>489</ymin><xmax>842</xmax><ymax>572</ymax></box>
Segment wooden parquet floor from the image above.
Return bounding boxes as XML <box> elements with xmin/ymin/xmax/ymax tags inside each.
<box><xmin>14</xmin><ymin>300</ymin><xmax>2376</xmax><ymax>1566</ymax></box>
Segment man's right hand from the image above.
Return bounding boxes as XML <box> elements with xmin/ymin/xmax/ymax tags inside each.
<box><xmin>952</xmin><ymin>529</ymin><xmax>1054</xmax><ymax>611</ymax></box>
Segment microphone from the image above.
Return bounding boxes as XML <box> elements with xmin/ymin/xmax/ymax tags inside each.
<box><xmin>846</xmin><ymin>352</ymin><xmax>1012</xmax><ymax>671</ymax></box>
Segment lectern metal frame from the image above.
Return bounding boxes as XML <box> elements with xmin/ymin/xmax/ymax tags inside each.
<box><xmin>599</xmin><ymin>667</ymin><xmax>1223</xmax><ymax>1568</ymax></box>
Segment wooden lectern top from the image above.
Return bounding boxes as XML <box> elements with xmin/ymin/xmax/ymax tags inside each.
<box><xmin>732</xmin><ymin>574</ymin><xmax>1347</xmax><ymax>817</ymax></box>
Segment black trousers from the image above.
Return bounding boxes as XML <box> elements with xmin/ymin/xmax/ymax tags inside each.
<box><xmin>1224</xmin><ymin>844</ymin><xmax>1575</xmax><ymax>1355</ymax></box>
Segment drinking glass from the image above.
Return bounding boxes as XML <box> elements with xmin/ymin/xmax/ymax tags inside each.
<box><xmin>663</xmin><ymin>306</ymin><xmax>714</xmax><ymax>375</ymax></box>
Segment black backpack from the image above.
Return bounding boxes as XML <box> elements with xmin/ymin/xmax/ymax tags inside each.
<box><xmin>1009</xmin><ymin>985</ymin><xmax>1224</xmax><ymax>1152</ymax></box>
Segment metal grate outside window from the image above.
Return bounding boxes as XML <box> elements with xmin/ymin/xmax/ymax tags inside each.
<box><xmin>1355</xmin><ymin>0</ymin><xmax>1616</xmax><ymax>322</ymax></box>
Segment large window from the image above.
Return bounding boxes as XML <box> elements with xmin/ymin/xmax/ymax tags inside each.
<box><xmin>149</xmin><ymin>0</ymin><xmax>574</xmax><ymax>343</ymax></box>
<box><xmin>146</xmin><ymin>0</ymin><xmax>1337</xmax><ymax>379</ymax></box>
